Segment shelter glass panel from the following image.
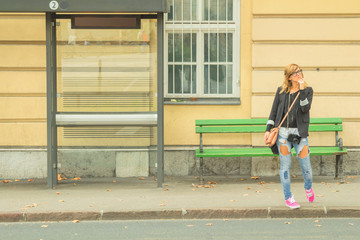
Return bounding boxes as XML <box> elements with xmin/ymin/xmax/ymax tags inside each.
<box><xmin>56</xmin><ymin>18</ymin><xmax>158</xmax><ymax>113</ymax></box>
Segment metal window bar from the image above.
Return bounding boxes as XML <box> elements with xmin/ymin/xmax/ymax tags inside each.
<box><xmin>172</xmin><ymin>0</ymin><xmax>175</xmax><ymax>94</ymax></box>
<box><xmin>217</xmin><ymin>0</ymin><xmax>219</xmax><ymax>94</ymax></box>
<box><xmin>190</xmin><ymin>0</ymin><xmax>193</xmax><ymax>94</ymax></box>
<box><xmin>207</xmin><ymin>0</ymin><xmax>210</xmax><ymax>94</ymax></box>
<box><xmin>181</xmin><ymin>0</ymin><xmax>184</xmax><ymax>94</ymax></box>
<box><xmin>225</xmin><ymin>0</ymin><xmax>228</xmax><ymax>93</ymax></box>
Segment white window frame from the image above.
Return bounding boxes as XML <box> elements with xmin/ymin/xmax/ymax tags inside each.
<box><xmin>164</xmin><ymin>0</ymin><xmax>240</xmax><ymax>99</ymax></box>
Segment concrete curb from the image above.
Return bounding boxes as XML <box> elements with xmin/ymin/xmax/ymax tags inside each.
<box><xmin>1</xmin><ymin>207</ymin><xmax>360</xmax><ymax>222</ymax></box>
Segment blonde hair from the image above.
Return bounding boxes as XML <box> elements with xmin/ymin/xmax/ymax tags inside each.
<box><xmin>280</xmin><ymin>63</ymin><xmax>308</xmax><ymax>93</ymax></box>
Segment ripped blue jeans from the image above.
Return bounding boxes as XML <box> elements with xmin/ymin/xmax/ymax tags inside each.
<box><xmin>277</xmin><ymin>135</ymin><xmax>313</xmax><ymax>200</ymax></box>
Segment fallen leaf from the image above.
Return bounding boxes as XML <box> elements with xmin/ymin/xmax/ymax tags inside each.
<box><xmin>164</xmin><ymin>188</ymin><xmax>169</xmax><ymax>191</ymax></box>
<box><xmin>255</xmin><ymin>191</ymin><xmax>262</xmax><ymax>193</ymax></box>
<box><xmin>14</xmin><ymin>179</ymin><xmax>20</xmax><ymax>182</ymax></box>
<box><xmin>56</xmin><ymin>192</ymin><xmax>61</xmax><ymax>195</ymax></box>
<box><xmin>314</xmin><ymin>220</ymin><xmax>319</xmax><ymax>223</ymax></box>
<box><xmin>230</xmin><ymin>200</ymin><xmax>238</xmax><ymax>202</ymax></box>
<box><xmin>73</xmin><ymin>177</ymin><xmax>81</xmax><ymax>181</ymax></box>
<box><xmin>291</xmin><ymin>175</ymin><xmax>297</xmax><ymax>178</ymax></box>
<box><xmin>196</xmin><ymin>184</ymin><xmax>215</xmax><ymax>188</ymax></box>
<box><xmin>106</xmin><ymin>189</ymin><xmax>112</xmax><ymax>192</ymax></box>
<box><xmin>207</xmin><ymin>181</ymin><xmax>217</xmax><ymax>184</ymax></box>
<box><xmin>315</xmin><ymin>225</ymin><xmax>322</xmax><ymax>227</ymax></box>
<box><xmin>72</xmin><ymin>220</ymin><xmax>80</xmax><ymax>223</ymax></box>
<box><xmin>205</xmin><ymin>223</ymin><xmax>213</xmax><ymax>226</ymax></box>
<box><xmin>240</xmin><ymin>178</ymin><xmax>246</xmax><ymax>181</ymax></box>
<box><xmin>285</xmin><ymin>221</ymin><xmax>291</xmax><ymax>224</ymax></box>
<box><xmin>251</xmin><ymin>177</ymin><xmax>260</xmax><ymax>180</ymax></box>
<box><xmin>41</xmin><ymin>225</ymin><xmax>48</xmax><ymax>228</ymax></box>
<box><xmin>59</xmin><ymin>200</ymin><xmax>65</xmax><ymax>202</ymax></box>
<box><xmin>247</xmin><ymin>187</ymin><xmax>253</xmax><ymax>190</ymax></box>
<box><xmin>112</xmin><ymin>180</ymin><xmax>117</xmax><ymax>183</ymax></box>
<box><xmin>243</xmin><ymin>194</ymin><xmax>249</xmax><ymax>197</ymax></box>
<box><xmin>159</xmin><ymin>204</ymin><xmax>166</xmax><ymax>207</ymax></box>
<box><xmin>2</xmin><ymin>180</ymin><xmax>11</xmax><ymax>183</ymax></box>
<box><xmin>186</xmin><ymin>225</ymin><xmax>194</xmax><ymax>227</ymax></box>
<box><xmin>27</xmin><ymin>179</ymin><xmax>34</xmax><ymax>182</ymax></box>
<box><xmin>138</xmin><ymin>177</ymin><xmax>145</xmax><ymax>180</ymax></box>
<box><xmin>57</xmin><ymin>174</ymin><xmax>67</xmax><ymax>181</ymax></box>
<box><xmin>346</xmin><ymin>176</ymin><xmax>357</xmax><ymax>179</ymax></box>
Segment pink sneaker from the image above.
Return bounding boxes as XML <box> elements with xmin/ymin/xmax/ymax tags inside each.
<box><xmin>285</xmin><ymin>196</ymin><xmax>300</xmax><ymax>209</ymax></box>
<box><xmin>305</xmin><ymin>188</ymin><xmax>315</xmax><ymax>202</ymax></box>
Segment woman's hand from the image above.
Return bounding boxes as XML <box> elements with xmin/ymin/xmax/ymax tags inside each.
<box><xmin>298</xmin><ymin>77</ymin><xmax>305</xmax><ymax>90</ymax></box>
<box><xmin>264</xmin><ymin>131</ymin><xmax>270</xmax><ymax>144</ymax></box>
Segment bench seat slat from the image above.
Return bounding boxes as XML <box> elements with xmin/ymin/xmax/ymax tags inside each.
<box><xmin>196</xmin><ymin>124</ymin><xmax>343</xmax><ymax>133</ymax></box>
<box><xmin>196</xmin><ymin>147</ymin><xmax>347</xmax><ymax>158</ymax></box>
<box><xmin>196</xmin><ymin>118</ymin><xmax>342</xmax><ymax>126</ymax></box>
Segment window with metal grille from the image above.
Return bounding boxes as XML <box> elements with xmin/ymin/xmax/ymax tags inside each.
<box><xmin>165</xmin><ymin>0</ymin><xmax>240</xmax><ymax>100</ymax></box>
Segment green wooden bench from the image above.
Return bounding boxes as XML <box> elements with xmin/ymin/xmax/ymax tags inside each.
<box><xmin>195</xmin><ymin>118</ymin><xmax>347</xmax><ymax>183</ymax></box>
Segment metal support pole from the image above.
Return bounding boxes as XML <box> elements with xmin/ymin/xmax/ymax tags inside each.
<box><xmin>157</xmin><ymin>13</ymin><xmax>164</xmax><ymax>188</ymax></box>
<box><xmin>200</xmin><ymin>157</ymin><xmax>204</xmax><ymax>185</ymax></box>
<box><xmin>46</xmin><ymin>13</ymin><xmax>58</xmax><ymax>189</ymax></box>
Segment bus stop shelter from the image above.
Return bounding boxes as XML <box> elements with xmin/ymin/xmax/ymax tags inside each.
<box><xmin>0</xmin><ymin>0</ymin><xmax>167</xmax><ymax>188</ymax></box>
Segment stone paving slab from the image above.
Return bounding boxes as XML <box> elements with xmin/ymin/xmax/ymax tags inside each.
<box><xmin>0</xmin><ymin>176</ymin><xmax>359</xmax><ymax>222</ymax></box>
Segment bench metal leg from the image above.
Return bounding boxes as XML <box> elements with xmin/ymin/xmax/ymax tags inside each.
<box><xmin>200</xmin><ymin>157</ymin><xmax>204</xmax><ymax>185</ymax></box>
<box><xmin>335</xmin><ymin>155</ymin><xmax>344</xmax><ymax>183</ymax></box>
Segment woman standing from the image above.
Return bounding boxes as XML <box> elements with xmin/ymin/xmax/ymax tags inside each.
<box><xmin>264</xmin><ymin>64</ymin><xmax>314</xmax><ymax>209</ymax></box>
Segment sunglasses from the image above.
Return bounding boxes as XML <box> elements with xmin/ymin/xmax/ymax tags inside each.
<box><xmin>290</xmin><ymin>69</ymin><xmax>303</xmax><ymax>77</ymax></box>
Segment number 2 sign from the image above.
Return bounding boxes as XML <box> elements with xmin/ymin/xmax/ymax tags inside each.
<box><xmin>49</xmin><ymin>1</ymin><xmax>59</xmax><ymax>10</ymax></box>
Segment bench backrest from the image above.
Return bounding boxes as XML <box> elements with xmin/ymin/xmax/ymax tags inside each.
<box><xmin>196</xmin><ymin>118</ymin><xmax>343</xmax><ymax>134</ymax></box>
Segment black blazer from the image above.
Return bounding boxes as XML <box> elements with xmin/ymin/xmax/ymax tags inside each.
<box><xmin>267</xmin><ymin>86</ymin><xmax>313</xmax><ymax>138</ymax></box>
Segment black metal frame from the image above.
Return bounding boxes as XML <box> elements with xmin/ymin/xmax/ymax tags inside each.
<box><xmin>45</xmin><ymin>12</ymin><xmax>165</xmax><ymax>189</ymax></box>
<box><xmin>46</xmin><ymin>13</ymin><xmax>58</xmax><ymax>188</ymax></box>
<box><xmin>0</xmin><ymin>0</ymin><xmax>167</xmax><ymax>13</ymax></box>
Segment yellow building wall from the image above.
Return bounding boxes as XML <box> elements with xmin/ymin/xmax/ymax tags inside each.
<box><xmin>252</xmin><ymin>0</ymin><xmax>360</xmax><ymax>147</ymax></box>
<box><xmin>0</xmin><ymin>13</ymin><xmax>47</xmax><ymax>146</ymax></box>
<box><xmin>1</xmin><ymin>0</ymin><xmax>360</xmax><ymax>148</ymax></box>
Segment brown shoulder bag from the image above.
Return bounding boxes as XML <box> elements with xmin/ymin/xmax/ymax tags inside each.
<box><xmin>266</xmin><ymin>91</ymin><xmax>300</xmax><ymax>147</ymax></box>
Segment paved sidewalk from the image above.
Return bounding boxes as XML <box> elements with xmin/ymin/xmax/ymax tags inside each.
<box><xmin>0</xmin><ymin>175</ymin><xmax>359</xmax><ymax>222</ymax></box>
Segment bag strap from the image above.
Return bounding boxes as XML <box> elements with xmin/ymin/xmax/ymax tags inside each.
<box><xmin>276</xmin><ymin>91</ymin><xmax>300</xmax><ymax>129</ymax></box>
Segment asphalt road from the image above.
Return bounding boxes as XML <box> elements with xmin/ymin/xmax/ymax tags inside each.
<box><xmin>1</xmin><ymin>218</ymin><xmax>360</xmax><ymax>240</ymax></box>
